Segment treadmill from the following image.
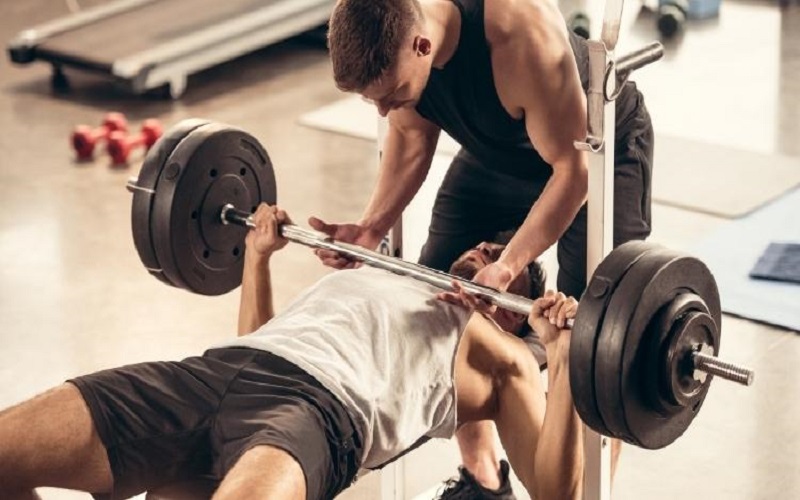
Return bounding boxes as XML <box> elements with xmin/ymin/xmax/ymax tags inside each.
<box><xmin>8</xmin><ymin>0</ymin><xmax>335</xmax><ymax>98</ymax></box>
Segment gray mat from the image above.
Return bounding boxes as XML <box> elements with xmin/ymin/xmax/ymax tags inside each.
<box><xmin>691</xmin><ymin>187</ymin><xmax>800</xmax><ymax>331</ymax></box>
<box><xmin>299</xmin><ymin>97</ymin><xmax>800</xmax><ymax>218</ymax></box>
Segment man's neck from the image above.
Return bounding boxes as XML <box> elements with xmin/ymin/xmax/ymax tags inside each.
<box><xmin>421</xmin><ymin>0</ymin><xmax>461</xmax><ymax>69</ymax></box>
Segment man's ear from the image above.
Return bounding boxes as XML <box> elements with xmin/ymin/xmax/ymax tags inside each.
<box><xmin>413</xmin><ymin>36</ymin><xmax>432</xmax><ymax>56</ymax></box>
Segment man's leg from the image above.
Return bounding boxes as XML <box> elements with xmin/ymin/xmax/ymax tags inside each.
<box><xmin>212</xmin><ymin>350</ymin><xmax>362</xmax><ymax>500</ymax></box>
<box><xmin>0</xmin><ymin>384</ymin><xmax>113</xmax><ymax>499</ymax></box>
<box><xmin>213</xmin><ymin>445</ymin><xmax>305</xmax><ymax>500</ymax></box>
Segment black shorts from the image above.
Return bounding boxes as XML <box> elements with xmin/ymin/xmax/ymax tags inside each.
<box><xmin>68</xmin><ymin>347</ymin><xmax>363</xmax><ymax>500</ymax></box>
<box><xmin>418</xmin><ymin>82</ymin><xmax>654</xmax><ymax>299</ymax></box>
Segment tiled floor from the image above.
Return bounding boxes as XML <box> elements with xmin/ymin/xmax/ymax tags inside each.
<box><xmin>0</xmin><ymin>0</ymin><xmax>797</xmax><ymax>499</ymax></box>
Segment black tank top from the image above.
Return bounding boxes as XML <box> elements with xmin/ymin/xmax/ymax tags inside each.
<box><xmin>415</xmin><ymin>0</ymin><xmax>623</xmax><ymax>181</ymax></box>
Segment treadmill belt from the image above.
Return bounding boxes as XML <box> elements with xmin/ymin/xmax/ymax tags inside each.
<box><xmin>39</xmin><ymin>0</ymin><xmax>280</xmax><ymax>65</ymax></box>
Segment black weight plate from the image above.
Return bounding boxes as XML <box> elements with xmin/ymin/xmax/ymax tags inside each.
<box><xmin>570</xmin><ymin>240</ymin><xmax>655</xmax><ymax>437</ymax></box>
<box><xmin>151</xmin><ymin>123</ymin><xmax>276</xmax><ymax>296</ymax></box>
<box><xmin>594</xmin><ymin>247</ymin><xmax>679</xmax><ymax>442</ymax></box>
<box><xmin>131</xmin><ymin>119</ymin><xmax>211</xmax><ymax>287</ymax></box>
<box><xmin>624</xmin><ymin>255</ymin><xmax>720</xmax><ymax>448</ymax></box>
<box><xmin>596</xmin><ymin>248</ymin><xmax>721</xmax><ymax>448</ymax></box>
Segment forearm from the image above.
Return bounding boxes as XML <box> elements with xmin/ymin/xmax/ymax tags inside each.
<box><xmin>359</xmin><ymin>126</ymin><xmax>437</xmax><ymax>235</ymax></box>
<box><xmin>534</xmin><ymin>338</ymin><xmax>584</xmax><ymax>500</ymax></box>
<box><xmin>500</xmin><ymin>159</ymin><xmax>588</xmax><ymax>275</ymax></box>
<box><xmin>237</xmin><ymin>251</ymin><xmax>275</xmax><ymax>336</ymax></box>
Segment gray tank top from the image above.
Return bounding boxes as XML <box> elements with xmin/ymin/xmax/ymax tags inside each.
<box><xmin>216</xmin><ymin>267</ymin><xmax>471</xmax><ymax>469</ymax></box>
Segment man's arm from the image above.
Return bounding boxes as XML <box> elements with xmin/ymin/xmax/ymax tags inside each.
<box><xmin>358</xmin><ymin>107</ymin><xmax>442</xmax><ymax>236</ymax></box>
<box><xmin>237</xmin><ymin>204</ymin><xmax>290</xmax><ymax>336</ymax></box>
<box><xmin>530</xmin><ymin>292</ymin><xmax>584</xmax><ymax>499</ymax></box>
<box><xmin>310</xmin><ymin>107</ymin><xmax>440</xmax><ymax>267</ymax></box>
<box><xmin>452</xmin><ymin>290</ymin><xmax>583</xmax><ymax>500</ymax></box>
<box><xmin>484</xmin><ymin>0</ymin><xmax>589</xmax><ymax>280</ymax></box>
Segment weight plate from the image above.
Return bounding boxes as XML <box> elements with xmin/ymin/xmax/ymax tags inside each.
<box><xmin>150</xmin><ymin>123</ymin><xmax>276</xmax><ymax>295</ymax></box>
<box><xmin>570</xmin><ymin>240</ymin><xmax>655</xmax><ymax>437</ymax></box>
<box><xmin>594</xmin><ymin>246</ymin><xmax>676</xmax><ymax>442</ymax></box>
<box><xmin>595</xmin><ymin>247</ymin><xmax>721</xmax><ymax>448</ymax></box>
<box><xmin>131</xmin><ymin>119</ymin><xmax>210</xmax><ymax>287</ymax></box>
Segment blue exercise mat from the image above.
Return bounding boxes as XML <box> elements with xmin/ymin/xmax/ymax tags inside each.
<box><xmin>691</xmin><ymin>187</ymin><xmax>800</xmax><ymax>331</ymax></box>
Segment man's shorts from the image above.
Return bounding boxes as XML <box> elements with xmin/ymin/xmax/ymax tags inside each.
<box><xmin>68</xmin><ymin>347</ymin><xmax>363</xmax><ymax>500</ymax></box>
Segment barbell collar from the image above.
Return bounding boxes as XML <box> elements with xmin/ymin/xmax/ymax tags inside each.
<box><xmin>220</xmin><ymin>204</ymin><xmax>554</xmax><ymax>319</ymax></box>
<box><xmin>692</xmin><ymin>350</ymin><xmax>755</xmax><ymax>387</ymax></box>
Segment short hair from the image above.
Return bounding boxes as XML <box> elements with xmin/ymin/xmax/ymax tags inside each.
<box><xmin>327</xmin><ymin>0</ymin><xmax>423</xmax><ymax>91</ymax></box>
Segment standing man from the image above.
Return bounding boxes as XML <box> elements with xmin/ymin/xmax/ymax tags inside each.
<box><xmin>314</xmin><ymin>0</ymin><xmax>653</xmax><ymax>497</ymax></box>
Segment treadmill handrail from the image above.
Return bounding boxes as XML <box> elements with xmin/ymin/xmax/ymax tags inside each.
<box><xmin>112</xmin><ymin>0</ymin><xmax>331</xmax><ymax>78</ymax></box>
<box><xmin>9</xmin><ymin>0</ymin><xmax>159</xmax><ymax>49</ymax></box>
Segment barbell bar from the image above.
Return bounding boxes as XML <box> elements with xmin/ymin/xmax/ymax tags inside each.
<box><xmin>219</xmin><ymin>203</ymin><xmax>537</xmax><ymax>316</ymax></box>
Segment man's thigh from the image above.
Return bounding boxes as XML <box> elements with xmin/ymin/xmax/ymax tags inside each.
<box><xmin>66</xmin><ymin>350</ymin><xmax>248</xmax><ymax>499</ymax></box>
<box><xmin>213</xmin><ymin>350</ymin><xmax>362</xmax><ymax>500</ymax></box>
<box><xmin>0</xmin><ymin>384</ymin><xmax>112</xmax><ymax>494</ymax></box>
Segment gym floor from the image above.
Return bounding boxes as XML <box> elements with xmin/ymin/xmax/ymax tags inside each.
<box><xmin>0</xmin><ymin>0</ymin><xmax>798</xmax><ymax>499</ymax></box>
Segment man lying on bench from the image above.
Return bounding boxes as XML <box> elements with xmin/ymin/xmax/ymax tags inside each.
<box><xmin>0</xmin><ymin>203</ymin><xmax>583</xmax><ymax>500</ymax></box>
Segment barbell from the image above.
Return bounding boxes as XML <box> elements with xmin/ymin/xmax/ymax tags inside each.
<box><xmin>126</xmin><ymin>119</ymin><xmax>753</xmax><ymax>450</ymax></box>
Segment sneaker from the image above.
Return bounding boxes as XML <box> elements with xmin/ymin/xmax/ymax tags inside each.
<box><xmin>435</xmin><ymin>459</ymin><xmax>517</xmax><ymax>499</ymax></box>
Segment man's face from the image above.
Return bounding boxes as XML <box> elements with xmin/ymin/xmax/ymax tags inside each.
<box><xmin>360</xmin><ymin>36</ymin><xmax>433</xmax><ymax>117</ymax></box>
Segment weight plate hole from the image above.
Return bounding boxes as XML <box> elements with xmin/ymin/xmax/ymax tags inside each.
<box><xmin>210</xmin><ymin>169</ymin><xmax>218</xmax><ymax>178</ymax></box>
<box><xmin>203</xmin><ymin>250</ymin><xmax>210</xmax><ymax>259</ymax></box>
<box><xmin>240</xmin><ymin>168</ymin><xmax>247</xmax><ymax>176</ymax></box>
<box><xmin>233</xmin><ymin>247</ymin><xmax>240</xmax><ymax>257</ymax></box>
<box><xmin>191</xmin><ymin>211</ymin><xmax>198</xmax><ymax>220</ymax></box>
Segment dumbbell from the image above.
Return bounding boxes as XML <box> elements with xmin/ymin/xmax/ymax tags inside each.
<box><xmin>71</xmin><ymin>112</ymin><xmax>128</xmax><ymax>161</ymax></box>
<box><xmin>107</xmin><ymin>119</ymin><xmax>164</xmax><ymax>165</ymax></box>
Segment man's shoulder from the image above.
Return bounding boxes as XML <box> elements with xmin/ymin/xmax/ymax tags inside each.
<box><xmin>484</xmin><ymin>0</ymin><xmax>543</xmax><ymax>47</ymax></box>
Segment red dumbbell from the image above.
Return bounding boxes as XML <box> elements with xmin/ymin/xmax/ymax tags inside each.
<box><xmin>107</xmin><ymin>119</ymin><xmax>164</xmax><ymax>165</ymax></box>
<box><xmin>71</xmin><ymin>112</ymin><xmax>128</xmax><ymax>161</ymax></box>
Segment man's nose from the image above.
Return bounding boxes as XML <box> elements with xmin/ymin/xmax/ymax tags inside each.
<box><xmin>476</xmin><ymin>242</ymin><xmax>492</xmax><ymax>256</ymax></box>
